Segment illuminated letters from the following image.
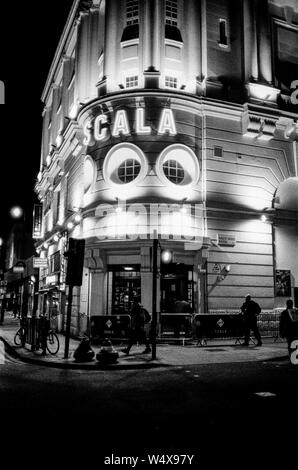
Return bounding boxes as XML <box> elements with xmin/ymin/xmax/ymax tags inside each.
<box><xmin>83</xmin><ymin>107</ymin><xmax>177</xmax><ymax>146</ymax></box>
<box><xmin>83</xmin><ymin>120</ymin><xmax>95</xmax><ymax>146</ymax></box>
<box><xmin>158</xmin><ymin>109</ymin><xmax>177</xmax><ymax>136</ymax></box>
<box><xmin>94</xmin><ymin>114</ymin><xmax>109</xmax><ymax>141</ymax></box>
<box><xmin>112</xmin><ymin>110</ymin><xmax>131</xmax><ymax>137</ymax></box>
<box><xmin>136</xmin><ymin>108</ymin><xmax>151</xmax><ymax>135</ymax></box>
<box><xmin>290</xmin><ymin>80</ymin><xmax>298</xmax><ymax>105</ymax></box>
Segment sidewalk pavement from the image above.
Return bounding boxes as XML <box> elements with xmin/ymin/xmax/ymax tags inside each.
<box><xmin>0</xmin><ymin>314</ymin><xmax>289</xmax><ymax>370</ymax></box>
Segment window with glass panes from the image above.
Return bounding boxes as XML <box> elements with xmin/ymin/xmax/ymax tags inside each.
<box><xmin>50</xmin><ymin>251</ymin><xmax>61</xmax><ymax>274</ymax></box>
<box><xmin>165</xmin><ymin>76</ymin><xmax>178</xmax><ymax>88</ymax></box>
<box><xmin>125</xmin><ymin>75</ymin><xmax>139</xmax><ymax>88</ymax></box>
<box><xmin>118</xmin><ymin>159</ymin><xmax>141</xmax><ymax>183</ymax></box>
<box><xmin>219</xmin><ymin>19</ymin><xmax>228</xmax><ymax>46</ymax></box>
<box><xmin>126</xmin><ymin>0</ymin><xmax>139</xmax><ymax>25</ymax></box>
<box><xmin>163</xmin><ymin>160</ymin><xmax>184</xmax><ymax>184</ymax></box>
<box><xmin>165</xmin><ymin>0</ymin><xmax>178</xmax><ymax>26</ymax></box>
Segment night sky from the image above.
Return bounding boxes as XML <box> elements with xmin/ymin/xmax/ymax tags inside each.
<box><xmin>0</xmin><ymin>0</ymin><xmax>74</xmax><ymax>239</ymax></box>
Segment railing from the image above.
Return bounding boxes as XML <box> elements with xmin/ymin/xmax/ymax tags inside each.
<box><xmin>159</xmin><ymin>313</ymin><xmax>193</xmax><ymax>345</ymax></box>
<box><xmin>257</xmin><ymin>312</ymin><xmax>281</xmax><ymax>340</ymax></box>
<box><xmin>194</xmin><ymin>312</ymin><xmax>282</xmax><ymax>345</ymax></box>
<box><xmin>88</xmin><ymin>311</ymin><xmax>282</xmax><ymax>345</ymax></box>
<box><xmin>194</xmin><ymin>313</ymin><xmax>244</xmax><ymax>345</ymax></box>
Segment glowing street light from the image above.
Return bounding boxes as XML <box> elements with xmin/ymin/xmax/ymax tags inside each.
<box><xmin>10</xmin><ymin>206</ymin><xmax>23</xmax><ymax>219</ymax></box>
<box><xmin>161</xmin><ymin>249</ymin><xmax>173</xmax><ymax>264</ymax></box>
<box><xmin>74</xmin><ymin>214</ymin><xmax>82</xmax><ymax>224</ymax></box>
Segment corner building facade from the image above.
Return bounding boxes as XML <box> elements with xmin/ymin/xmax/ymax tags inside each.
<box><xmin>35</xmin><ymin>0</ymin><xmax>298</xmax><ymax>335</ymax></box>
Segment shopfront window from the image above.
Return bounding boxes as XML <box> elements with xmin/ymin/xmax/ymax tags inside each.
<box><xmin>108</xmin><ymin>266</ymin><xmax>141</xmax><ymax>315</ymax></box>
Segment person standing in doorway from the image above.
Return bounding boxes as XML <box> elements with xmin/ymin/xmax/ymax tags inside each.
<box><xmin>240</xmin><ymin>294</ymin><xmax>262</xmax><ymax>346</ymax></box>
<box><xmin>122</xmin><ymin>299</ymin><xmax>151</xmax><ymax>355</ymax></box>
<box><xmin>279</xmin><ymin>299</ymin><xmax>298</xmax><ymax>356</ymax></box>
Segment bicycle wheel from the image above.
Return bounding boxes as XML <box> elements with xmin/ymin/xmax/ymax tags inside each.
<box><xmin>14</xmin><ymin>329</ymin><xmax>22</xmax><ymax>346</ymax></box>
<box><xmin>46</xmin><ymin>331</ymin><xmax>60</xmax><ymax>355</ymax></box>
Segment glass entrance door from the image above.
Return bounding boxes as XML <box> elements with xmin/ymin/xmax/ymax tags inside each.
<box><xmin>108</xmin><ymin>265</ymin><xmax>141</xmax><ymax>315</ymax></box>
<box><xmin>160</xmin><ymin>264</ymin><xmax>193</xmax><ymax>313</ymax></box>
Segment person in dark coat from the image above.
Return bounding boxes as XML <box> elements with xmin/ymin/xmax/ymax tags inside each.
<box><xmin>240</xmin><ymin>294</ymin><xmax>262</xmax><ymax>346</ymax></box>
<box><xmin>173</xmin><ymin>299</ymin><xmax>192</xmax><ymax>339</ymax></box>
<box><xmin>122</xmin><ymin>300</ymin><xmax>151</xmax><ymax>355</ymax></box>
<box><xmin>12</xmin><ymin>299</ymin><xmax>19</xmax><ymax>318</ymax></box>
<box><xmin>279</xmin><ymin>299</ymin><xmax>298</xmax><ymax>355</ymax></box>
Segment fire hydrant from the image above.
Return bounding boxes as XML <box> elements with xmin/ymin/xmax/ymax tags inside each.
<box><xmin>96</xmin><ymin>339</ymin><xmax>119</xmax><ymax>364</ymax></box>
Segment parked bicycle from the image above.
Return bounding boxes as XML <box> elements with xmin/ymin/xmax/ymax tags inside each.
<box><xmin>44</xmin><ymin>329</ymin><xmax>60</xmax><ymax>355</ymax></box>
<box><xmin>14</xmin><ymin>318</ymin><xmax>60</xmax><ymax>355</ymax></box>
<box><xmin>14</xmin><ymin>322</ymin><xmax>26</xmax><ymax>347</ymax></box>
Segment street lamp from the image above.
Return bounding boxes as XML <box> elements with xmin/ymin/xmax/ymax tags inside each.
<box><xmin>10</xmin><ymin>206</ymin><xmax>24</xmax><ymax>219</ymax></box>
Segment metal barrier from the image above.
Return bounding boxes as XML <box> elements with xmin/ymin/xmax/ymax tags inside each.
<box><xmin>194</xmin><ymin>312</ymin><xmax>282</xmax><ymax>345</ymax></box>
<box><xmin>257</xmin><ymin>312</ymin><xmax>281</xmax><ymax>340</ymax></box>
<box><xmin>90</xmin><ymin>315</ymin><xmax>131</xmax><ymax>343</ymax></box>
<box><xmin>88</xmin><ymin>311</ymin><xmax>282</xmax><ymax>346</ymax></box>
<box><xmin>194</xmin><ymin>313</ymin><xmax>244</xmax><ymax>345</ymax></box>
<box><xmin>159</xmin><ymin>313</ymin><xmax>193</xmax><ymax>345</ymax></box>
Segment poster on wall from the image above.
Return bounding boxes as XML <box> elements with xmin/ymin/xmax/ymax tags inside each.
<box><xmin>275</xmin><ymin>269</ymin><xmax>292</xmax><ymax>296</ymax></box>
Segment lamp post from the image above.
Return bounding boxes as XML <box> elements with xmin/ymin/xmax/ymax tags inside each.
<box><xmin>151</xmin><ymin>239</ymin><xmax>173</xmax><ymax>360</ymax></box>
<box><xmin>10</xmin><ymin>206</ymin><xmax>25</xmax><ymax>319</ymax></box>
<box><xmin>151</xmin><ymin>237</ymin><xmax>158</xmax><ymax>360</ymax></box>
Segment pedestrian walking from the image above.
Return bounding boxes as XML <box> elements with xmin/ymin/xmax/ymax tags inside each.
<box><xmin>122</xmin><ymin>299</ymin><xmax>151</xmax><ymax>355</ymax></box>
<box><xmin>13</xmin><ymin>299</ymin><xmax>19</xmax><ymax>318</ymax></box>
<box><xmin>279</xmin><ymin>299</ymin><xmax>298</xmax><ymax>355</ymax></box>
<box><xmin>240</xmin><ymin>294</ymin><xmax>262</xmax><ymax>346</ymax></box>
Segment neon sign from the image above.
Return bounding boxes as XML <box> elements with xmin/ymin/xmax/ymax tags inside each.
<box><xmin>83</xmin><ymin>108</ymin><xmax>177</xmax><ymax>146</ymax></box>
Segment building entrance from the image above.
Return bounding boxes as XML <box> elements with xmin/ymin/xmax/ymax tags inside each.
<box><xmin>160</xmin><ymin>264</ymin><xmax>193</xmax><ymax>313</ymax></box>
<box><xmin>108</xmin><ymin>265</ymin><xmax>141</xmax><ymax>315</ymax></box>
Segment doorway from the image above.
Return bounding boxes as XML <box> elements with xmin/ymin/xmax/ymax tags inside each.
<box><xmin>108</xmin><ymin>265</ymin><xmax>141</xmax><ymax>315</ymax></box>
<box><xmin>160</xmin><ymin>263</ymin><xmax>193</xmax><ymax>313</ymax></box>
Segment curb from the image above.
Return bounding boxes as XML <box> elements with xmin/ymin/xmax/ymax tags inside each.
<box><xmin>1</xmin><ymin>334</ymin><xmax>289</xmax><ymax>369</ymax></box>
<box><xmin>0</xmin><ymin>336</ymin><xmax>168</xmax><ymax>370</ymax></box>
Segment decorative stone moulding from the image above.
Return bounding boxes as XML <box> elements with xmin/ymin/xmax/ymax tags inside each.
<box><xmin>275</xmin><ymin>117</ymin><xmax>298</xmax><ymax>141</ymax></box>
<box><xmin>242</xmin><ymin>115</ymin><xmax>262</xmax><ymax>138</ymax></box>
<box><xmin>103</xmin><ymin>143</ymin><xmax>148</xmax><ymax>188</ymax></box>
<box><xmin>246</xmin><ymin>82</ymin><xmax>280</xmax><ymax>104</ymax></box>
<box><xmin>57</xmin><ymin>159</ymin><xmax>65</xmax><ymax>176</ymax></box>
<box><xmin>258</xmin><ymin>119</ymin><xmax>277</xmax><ymax>141</ymax></box>
<box><xmin>242</xmin><ymin>114</ymin><xmax>277</xmax><ymax>141</ymax></box>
